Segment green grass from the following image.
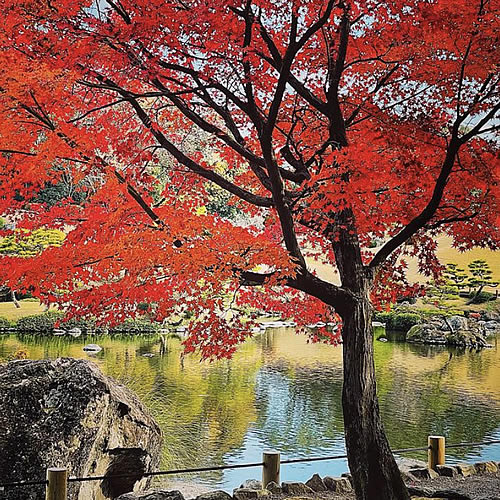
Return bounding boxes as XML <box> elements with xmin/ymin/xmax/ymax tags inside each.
<box><xmin>0</xmin><ymin>300</ymin><xmax>51</xmax><ymax>321</ymax></box>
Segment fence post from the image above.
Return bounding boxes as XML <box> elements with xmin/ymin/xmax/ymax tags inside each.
<box><xmin>428</xmin><ymin>436</ymin><xmax>445</xmax><ymax>470</ymax></box>
<box><xmin>46</xmin><ymin>468</ymin><xmax>67</xmax><ymax>500</ymax></box>
<box><xmin>262</xmin><ymin>450</ymin><xmax>280</xmax><ymax>487</ymax></box>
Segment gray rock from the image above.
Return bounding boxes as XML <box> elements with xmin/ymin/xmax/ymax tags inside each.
<box><xmin>341</xmin><ymin>472</ymin><xmax>353</xmax><ymax>484</ymax></box>
<box><xmin>475</xmin><ymin>461</ymin><xmax>499</xmax><ymax>474</ymax></box>
<box><xmin>484</xmin><ymin>321</ymin><xmax>500</xmax><ymax>331</ymax></box>
<box><xmin>400</xmin><ymin>470</ymin><xmax>417</xmax><ymax>483</ymax></box>
<box><xmin>436</xmin><ymin>464</ymin><xmax>460</xmax><ymax>477</ymax></box>
<box><xmin>239</xmin><ymin>479</ymin><xmax>262</xmax><ymax>490</ymax></box>
<box><xmin>68</xmin><ymin>328</ymin><xmax>82</xmax><ymax>337</ymax></box>
<box><xmin>195</xmin><ymin>491</ymin><xmax>232</xmax><ymax>500</ymax></box>
<box><xmin>444</xmin><ymin>315</ymin><xmax>469</xmax><ymax>332</ymax></box>
<box><xmin>264</xmin><ymin>481</ymin><xmax>281</xmax><ymax>494</ymax></box>
<box><xmin>118</xmin><ymin>491</ymin><xmax>184</xmax><ymax>500</ymax></box>
<box><xmin>397</xmin><ymin>457</ymin><xmax>427</xmax><ymax>472</ymax></box>
<box><xmin>408</xmin><ymin>467</ymin><xmax>439</xmax><ymax>479</ymax></box>
<box><xmin>482</xmin><ymin>311</ymin><xmax>500</xmax><ymax>321</ymax></box>
<box><xmin>0</xmin><ymin>358</ymin><xmax>162</xmax><ymax>500</ymax></box>
<box><xmin>281</xmin><ymin>481</ymin><xmax>314</xmax><ymax>495</ymax></box>
<box><xmin>407</xmin><ymin>485</ymin><xmax>436</xmax><ymax>497</ymax></box>
<box><xmin>83</xmin><ymin>343</ymin><xmax>102</xmax><ymax>352</ymax></box>
<box><xmin>233</xmin><ymin>488</ymin><xmax>269</xmax><ymax>499</ymax></box>
<box><xmin>407</xmin><ymin>315</ymin><xmax>489</xmax><ymax>347</ymax></box>
<box><xmin>456</xmin><ymin>463</ymin><xmax>477</xmax><ymax>477</ymax></box>
<box><xmin>323</xmin><ymin>476</ymin><xmax>352</xmax><ymax>493</ymax></box>
<box><xmin>305</xmin><ymin>473</ymin><xmax>327</xmax><ymax>492</ymax></box>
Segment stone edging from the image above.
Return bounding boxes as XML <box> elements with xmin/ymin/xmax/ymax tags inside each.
<box><xmin>116</xmin><ymin>461</ymin><xmax>500</xmax><ymax>499</ymax></box>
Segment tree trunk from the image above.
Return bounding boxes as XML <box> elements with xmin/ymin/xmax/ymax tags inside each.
<box><xmin>341</xmin><ymin>295</ymin><xmax>410</xmax><ymax>500</ymax></box>
<box><xmin>466</xmin><ymin>285</ymin><xmax>484</xmax><ymax>305</ymax></box>
<box><xmin>11</xmin><ymin>290</ymin><xmax>20</xmax><ymax>308</ymax></box>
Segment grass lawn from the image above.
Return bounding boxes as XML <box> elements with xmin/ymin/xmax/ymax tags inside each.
<box><xmin>0</xmin><ymin>300</ymin><xmax>48</xmax><ymax>321</ymax></box>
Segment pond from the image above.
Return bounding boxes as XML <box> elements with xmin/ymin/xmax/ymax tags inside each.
<box><xmin>1</xmin><ymin>328</ymin><xmax>499</xmax><ymax>493</ymax></box>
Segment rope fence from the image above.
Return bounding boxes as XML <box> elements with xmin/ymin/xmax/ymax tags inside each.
<box><xmin>1</xmin><ymin>437</ymin><xmax>499</xmax><ymax>498</ymax></box>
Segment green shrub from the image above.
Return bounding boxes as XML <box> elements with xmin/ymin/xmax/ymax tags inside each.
<box><xmin>109</xmin><ymin>318</ymin><xmax>160</xmax><ymax>335</ymax></box>
<box><xmin>392</xmin><ymin>313</ymin><xmax>421</xmax><ymax>331</ymax></box>
<box><xmin>60</xmin><ymin>316</ymin><xmax>98</xmax><ymax>332</ymax></box>
<box><xmin>468</xmin><ymin>291</ymin><xmax>496</xmax><ymax>304</ymax></box>
<box><xmin>0</xmin><ymin>316</ymin><xmax>12</xmax><ymax>329</ymax></box>
<box><xmin>373</xmin><ymin>311</ymin><xmax>421</xmax><ymax>331</ymax></box>
<box><xmin>15</xmin><ymin>311</ymin><xmax>64</xmax><ymax>332</ymax></box>
<box><xmin>374</xmin><ymin>311</ymin><xmax>393</xmax><ymax>325</ymax></box>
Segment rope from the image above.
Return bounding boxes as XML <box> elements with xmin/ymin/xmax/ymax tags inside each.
<box><xmin>68</xmin><ymin>461</ymin><xmax>265</xmax><ymax>483</ymax></box>
<box><xmin>2</xmin><ymin>439</ymin><xmax>499</xmax><ymax>488</ymax></box>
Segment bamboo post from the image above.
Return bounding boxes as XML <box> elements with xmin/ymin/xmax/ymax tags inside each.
<box><xmin>428</xmin><ymin>436</ymin><xmax>445</xmax><ymax>470</ymax></box>
<box><xmin>46</xmin><ymin>468</ymin><xmax>67</xmax><ymax>500</ymax></box>
<box><xmin>262</xmin><ymin>450</ymin><xmax>280</xmax><ymax>487</ymax></box>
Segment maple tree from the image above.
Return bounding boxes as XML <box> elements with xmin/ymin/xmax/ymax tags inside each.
<box><xmin>0</xmin><ymin>0</ymin><xmax>499</xmax><ymax>498</ymax></box>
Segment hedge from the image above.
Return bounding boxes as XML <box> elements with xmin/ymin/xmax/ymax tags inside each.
<box><xmin>374</xmin><ymin>311</ymin><xmax>421</xmax><ymax>331</ymax></box>
<box><xmin>15</xmin><ymin>311</ymin><xmax>64</xmax><ymax>333</ymax></box>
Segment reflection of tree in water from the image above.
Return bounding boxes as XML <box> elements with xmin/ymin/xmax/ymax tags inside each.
<box><xmin>377</xmin><ymin>351</ymin><xmax>500</xmax><ymax>460</ymax></box>
<box><xmin>135</xmin><ymin>345</ymin><xmax>263</xmax><ymax>484</ymax></box>
<box><xmin>254</xmin><ymin>361</ymin><xmax>344</xmax><ymax>454</ymax></box>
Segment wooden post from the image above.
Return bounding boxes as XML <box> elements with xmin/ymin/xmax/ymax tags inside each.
<box><xmin>262</xmin><ymin>450</ymin><xmax>280</xmax><ymax>487</ymax></box>
<box><xmin>46</xmin><ymin>468</ymin><xmax>67</xmax><ymax>500</ymax></box>
<box><xmin>428</xmin><ymin>436</ymin><xmax>445</xmax><ymax>470</ymax></box>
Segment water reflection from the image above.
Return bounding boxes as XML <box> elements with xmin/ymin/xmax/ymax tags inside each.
<box><xmin>0</xmin><ymin>329</ymin><xmax>499</xmax><ymax>491</ymax></box>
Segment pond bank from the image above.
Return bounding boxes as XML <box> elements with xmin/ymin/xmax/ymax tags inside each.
<box><xmin>117</xmin><ymin>465</ymin><xmax>500</xmax><ymax>499</ymax></box>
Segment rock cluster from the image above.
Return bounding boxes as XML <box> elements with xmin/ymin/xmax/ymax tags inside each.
<box><xmin>406</xmin><ymin>315</ymin><xmax>498</xmax><ymax>347</ymax></box>
<box><xmin>117</xmin><ymin>473</ymin><xmax>353</xmax><ymax>499</ymax></box>
<box><xmin>406</xmin><ymin>461</ymin><xmax>499</xmax><ymax>481</ymax></box>
<box><xmin>0</xmin><ymin>358</ymin><xmax>162</xmax><ymax>500</ymax></box>
<box><xmin>118</xmin><ymin>462</ymin><xmax>500</xmax><ymax>500</ymax></box>
<box><xmin>407</xmin><ymin>461</ymin><xmax>500</xmax><ymax>500</ymax></box>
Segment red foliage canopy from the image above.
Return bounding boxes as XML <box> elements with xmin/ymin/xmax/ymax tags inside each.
<box><xmin>0</xmin><ymin>0</ymin><xmax>498</xmax><ymax>358</ymax></box>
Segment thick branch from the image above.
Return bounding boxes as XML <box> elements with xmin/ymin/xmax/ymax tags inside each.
<box><xmin>369</xmin><ymin>138</ymin><xmax>461</xmax><ymax>269</ymax></box>
<box><xmin>240</xmin><ymin>268</ymin><xmax>352</xmax><ymax>312</ymax></box>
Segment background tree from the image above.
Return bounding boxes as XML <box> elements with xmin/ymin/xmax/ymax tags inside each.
<box><xmin>0</xmin><ymin>1</ymin><xmax>498</xmax><ymax>499</ymax></box>
<box><xmin>466</xmin><ymin>260</ymin><xmax>499</xmax><ymax>304</ymax></box>
<box><xmin>0</xmin><ymin>228</ymin><xmax>65</xmax><ymax>306</ymax></box>
<box><xmin>444</xmin><ymin>264</ymin><xmax>468</xmax><ymax>294</ymax></box>
<box><xmin>424</xmin><ymin>263</ymin><xmax>468</xmax><ymax>308</ymax></box>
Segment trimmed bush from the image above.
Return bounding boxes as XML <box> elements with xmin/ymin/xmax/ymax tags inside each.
<box><xmin>0</xmin><ymin>316</ymin><xmax>12</xmax><ymax>329</ymax></box>
<box><xmin>109</xmin><ymin>318</ymin><xmax>160</xmax><ymax>335</ymax></box>
<box><xmin>468</xmin><ymin>291</ymin><xmax>496</xmax><ymax>304</ymax></box>
<box><xmin>60</xmin><ymin>316</ymin><xmax>98</xmax><ymax>332</ymax></box>
<box><xmin>374</xmin><ymin>311</ymin><xmax>421</xmax><ymax>331</ymax></box>
<box><xmin>392</xmin><ymin>313</ymin><xmax>421</xmax><ymax>331</ymax></box>
<box><xmin>15</xmin><ymin>311</ymin><xmax>64</xmax><ymax>333</ymax></box>
<box><xmin>374</xmin><ymin>311</ymin><xmax>393</xmax><ymax>325</ymax></box>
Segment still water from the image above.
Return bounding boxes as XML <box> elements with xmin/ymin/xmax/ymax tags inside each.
<box><xmin>1</xmin><ymin>329</ymin><xmax>499</xmax><ymax>492</ymax></box>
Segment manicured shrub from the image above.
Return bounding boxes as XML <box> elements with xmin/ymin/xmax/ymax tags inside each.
<box><xmin>60</xmin><ymin>316</ymin><xmax>98</xmax><ymax>332</ymax></box>
<box><xmin>468</xmin><ymin>291</ymin><xmax>496</xmax><ymax>304</ymax></box>
<box><xmin>392</xmin><ymin>313</ymin><xmax>421</xmax><ymax>331</ymax></box>
<box><xmin>373</xmin><ymin>311</ymin><xmax>421</xmax><ymax>331</ymax></box>
<box><xmin>109</xmin><ymin>318</ymin><xmax>160</xmax><ymax>335</ymax></box>
<box><xmin>374</xmin><ymin>311</ymin><xmax>393</xmax><ymax>325</ymax></box>
<box><xmin>15</xmin><ymin>311</ymin><xmax>64</xmax><ymax>333</ymax></box>
<box><xmin>0</xmin><ymin>316</ymin><xmax>12</xmax><ymax>329</ymax></box>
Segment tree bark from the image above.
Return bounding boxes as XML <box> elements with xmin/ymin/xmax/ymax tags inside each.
<box><xmin>341</xmin><ymin>293</ymin><xmax>409</xmax><ymax>500</ymax></box>
<box><xmin>11</xmin><ymin>290</ymin><xmax>21</xmax><ymax>308</ymax></box>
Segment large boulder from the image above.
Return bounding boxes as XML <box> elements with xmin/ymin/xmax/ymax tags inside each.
<box><xmin>0</xmin><ymin>358</ymin><xmax>162</xmax><ymax>500</ymax></box>
<box><xmin>407</xmin><ymin>315</ymin><xmax>490</xmax><ymax>347</ymax></box>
